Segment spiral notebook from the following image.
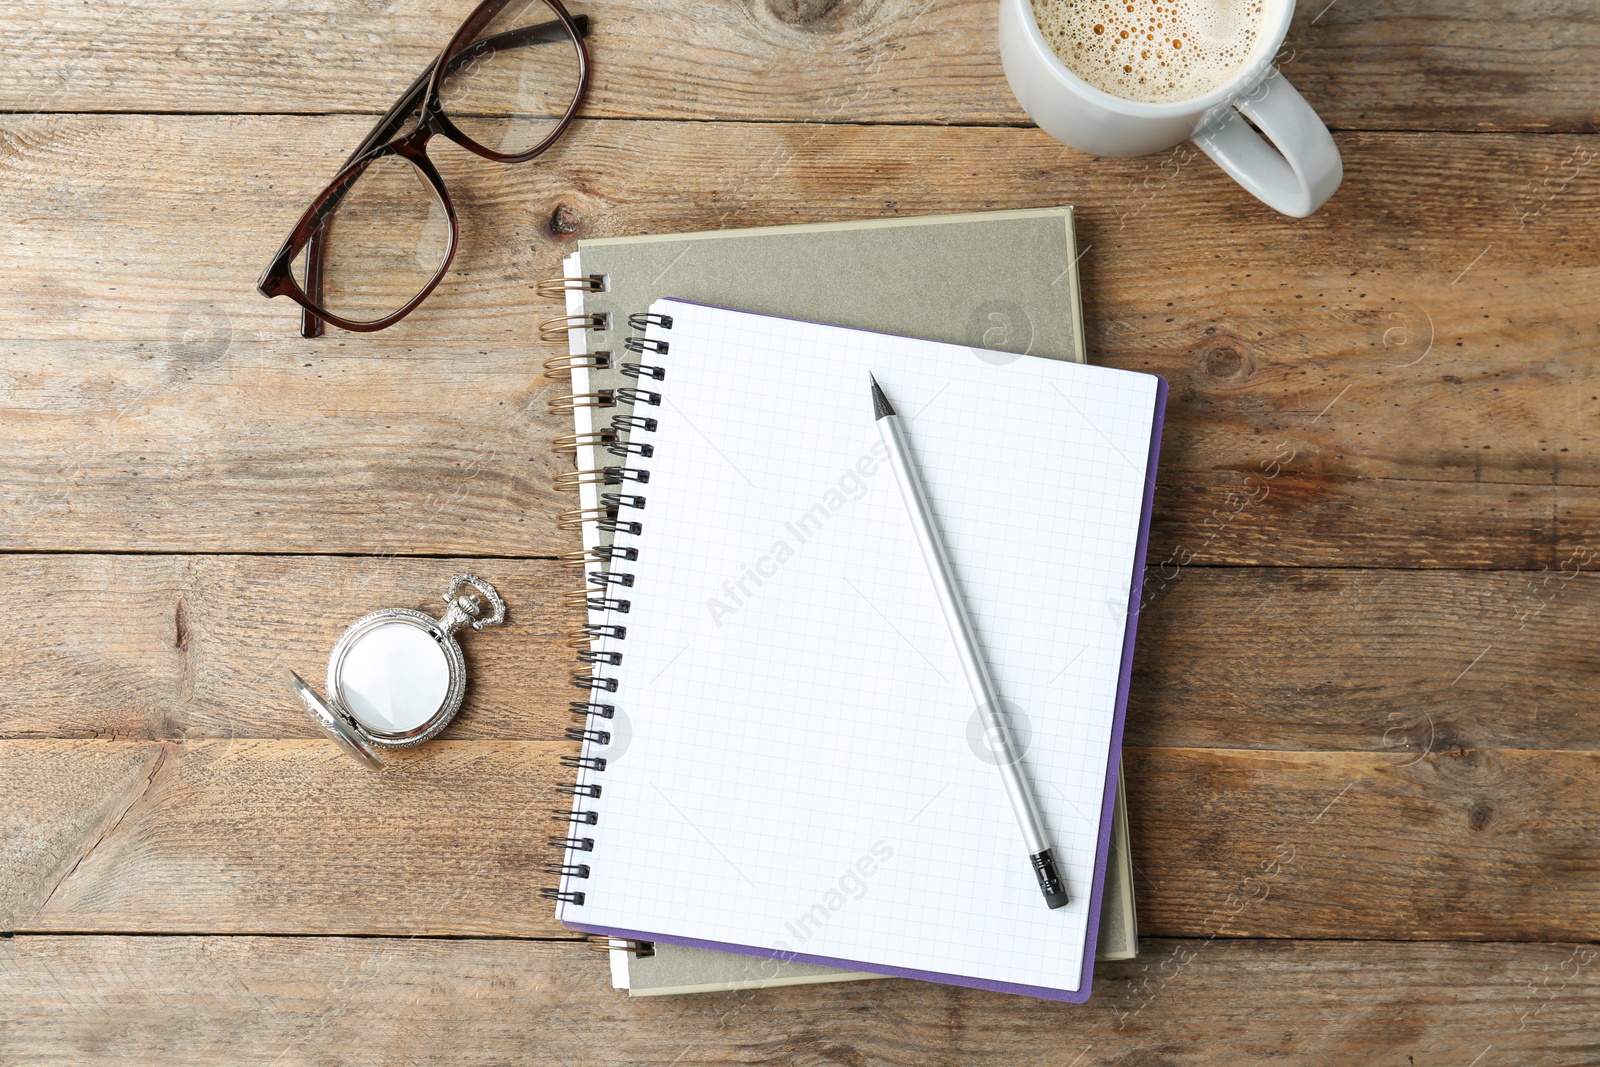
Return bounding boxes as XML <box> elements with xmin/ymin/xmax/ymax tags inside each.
<box><xmin>539</xmin><ymin>209</ymin><xmax>1139</xmax><ymax>995</ymax></box>
<box><xmin>546</xmin><ymin>300</ymin><xmax>1165</xmax><ymax>1002</ymax></box>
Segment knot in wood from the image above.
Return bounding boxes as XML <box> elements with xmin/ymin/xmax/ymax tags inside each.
<box><xmin>765</xmin><ymin>0</ymin><xmax>849</xmax><ymax>29</ymax></box>
<box><xmin>1191</xmin><ymin>334</ymin><xmax>1254</xmax><ymax>383</ymax></box>
<box><xmin>548</xmin><ymin>203</ymin><xmax>582</xmax><ymax>240</ymax></box>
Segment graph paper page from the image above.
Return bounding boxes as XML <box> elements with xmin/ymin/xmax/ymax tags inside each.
<box><xmin>562</xmin><ymin>300</ymin><xmax>1160</xmax><ymax>996</ymax></box>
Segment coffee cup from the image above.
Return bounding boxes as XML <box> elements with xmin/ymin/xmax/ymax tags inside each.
<box><xmin>998</xmin><ymin>0</ymin><xmax>1341</xmax><ymax>217</ymax></box>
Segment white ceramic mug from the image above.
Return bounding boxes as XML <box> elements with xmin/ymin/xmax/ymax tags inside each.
<box><xmin>998</xmin><ymin>0</ymin><xmax>1342</xmax><ymax>217</ymax></box>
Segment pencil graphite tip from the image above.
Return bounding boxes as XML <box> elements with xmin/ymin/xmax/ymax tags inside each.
<box><xmin>870</xmin><ymin>374</ymin><xmax>896</xmax><ymax>420</ymax></box>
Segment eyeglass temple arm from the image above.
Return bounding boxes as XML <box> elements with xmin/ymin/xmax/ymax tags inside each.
<box><xmin>299</xmin><ymin>13</ymin><xmax>591</xmax><ymax>338</ymax></box>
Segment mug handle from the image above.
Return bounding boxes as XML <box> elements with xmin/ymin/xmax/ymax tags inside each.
<box><xmin>1192</xmin><ymin>68</ymin><xmax>1342</xmax><ymax>218</ymax></box>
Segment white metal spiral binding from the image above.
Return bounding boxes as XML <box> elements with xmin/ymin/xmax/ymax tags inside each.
<box><xmin>542</xmin><ymin>309</ymin><xmax>672</xmax><ymax>910</ymax></box>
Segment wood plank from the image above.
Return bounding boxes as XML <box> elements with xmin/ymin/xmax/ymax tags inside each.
<box><xmin>0</xmin><ymin>555</ymin><xmax>576</xmax><ymax>742</ymax></box>
<box><xmin>2</xmin><ymin>336</ymin><xmax>1589</xmax><ymax>561</ymax></box>
<box><xmin>1133</xmin><ymin>566</ymin><xmax>1600</xmax><ymax>752</ymax></box>
<box><xmin>0</xmin><ymin>338</ymin><xmax>576</xmax><ymax>556</ymax></box>
<box><xmin>7</xmin><ymin>739</ymin><xmax>568</xmax><ymax>938</ymax></box>
<box><xmin>2</xmin><ymin>0</ymin><xmax>1595</xmax><ymax>132</ymax></box>
<box><xmin>5</xmin><ymin>741</ymin><xmax>1597</xmax><ymax>940</ymax></box>
<box><xmin>3</xmin><ymin>934</ymin><xmax>1598</xmax><ymax>1064</ymax></box>
<box><xmin>1122</xmin><ymin>746</ymin><xmax>1600</xmax><ymax>943</ymax></box>
<box><xmin>6</xmin><ymin>118</ymin><xmax>1597</xmax><ymax>344</ymax></box>
<box><xmin>4</xmin><ymin>555</ymin><xmax>1598</xmax><ymax>753</ymax></box>
<box><xmin>2</xmin><ymin>116</ymin><xmax>1597</xmax><ymax>562</ymax></box>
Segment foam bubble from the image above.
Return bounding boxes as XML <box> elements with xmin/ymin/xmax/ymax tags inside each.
<box><xmin>1031</xmin><ymin>0</ymin><xmax>1263</xmax><ymax>104</ymax></box>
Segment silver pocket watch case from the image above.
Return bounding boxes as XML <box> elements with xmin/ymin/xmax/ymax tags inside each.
<box><xmin>289</xmin><ymin>574</ymin><xmax>506</xmax><ymax>768</ymax></box>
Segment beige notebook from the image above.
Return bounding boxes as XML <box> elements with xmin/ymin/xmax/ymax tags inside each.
<box><xmin>538</xmin><ymin>209</ymin><xmax>1138</xmax><ymax>996</ymax></box>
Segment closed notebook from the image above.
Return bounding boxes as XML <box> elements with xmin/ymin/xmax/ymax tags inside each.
<box><xmin>548</xmin><ymin>208</ymin><xmax>1086</xmax><ymax>563</ymax></box>
<box><xmin>538</xmin><ymin>210</ymin><xmax>1140</xmax><ymax>995</ymax></box>
<box><xmin>546</xmin><ymin>300</ymin><xmax>1165</xmax><ymax>1002</ymax></box>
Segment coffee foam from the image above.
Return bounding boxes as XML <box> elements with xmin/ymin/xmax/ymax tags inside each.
<box><xmin>1031</xmin><ymin>0</ymin><xmax>1263</xmax><ymax>105</ymax></box>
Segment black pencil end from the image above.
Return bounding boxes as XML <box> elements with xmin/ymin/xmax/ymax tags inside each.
<box><xmin>1031</xmin><ymin>849</ymin><xmax>1070</xmax><ymax>909</ymax></box>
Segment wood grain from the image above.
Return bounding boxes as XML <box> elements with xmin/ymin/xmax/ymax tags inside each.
<box><xmin>0</xmin><ymin>741</ymin><xmax>166</xmax><ymax>931</ymax></box>
<box><xmin>3</xmin><ymin>555</ymin><xmax>1598</xmax><ymax>753</ymax></box>
<box><xmin>2</xmin><ymin>116</ymin><xmax>1597</xmax><ymax>561</ymax></box>
<box><xmin>1</xmin><ymin>0</ymin><xmax>1595</xmax><ymax>133</ymax></box>
<box><xmin>5</xmin><ymin>740</ymin><xmax>1596</xmax><ymax>941</ymax></box>
<box><xmin>5</xmin><ymin>0</ymin><xmax>1594</xmax><ymax>1052</ymax></box>
<box><xmin>3</xmin><ymin>933</ymin><xmax>1598</xmax><ymax>1065</ymax></box>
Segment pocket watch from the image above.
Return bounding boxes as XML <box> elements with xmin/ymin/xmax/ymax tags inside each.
<box><xmin>289</xmin><ymin>574</ymin><xmax>506</xmax><ymax>767</ymax></box>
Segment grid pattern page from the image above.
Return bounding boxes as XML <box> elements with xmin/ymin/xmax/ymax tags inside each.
<box><xmin>566</xmin><ymin>300</ymin><xmax>1158</xmax><ymax>994</ymax></box>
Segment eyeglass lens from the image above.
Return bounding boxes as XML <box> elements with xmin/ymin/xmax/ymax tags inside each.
<box><xmin>440</xmin><ymin>0</ymin><xmax>584</xmax><ymax>156</ymax></box>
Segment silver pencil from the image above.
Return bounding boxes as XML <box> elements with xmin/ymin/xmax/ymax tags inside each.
<box><xmin>871</xmin><ymin>373</ymin><xmax>1068</xmax><ymax>909</ymax></box>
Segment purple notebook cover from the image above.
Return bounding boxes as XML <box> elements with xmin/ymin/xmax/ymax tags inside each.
<box><xmin>565</xmin><ymin>332</ymin><xmax>1168</xmax><ymax>1004</ymax></box>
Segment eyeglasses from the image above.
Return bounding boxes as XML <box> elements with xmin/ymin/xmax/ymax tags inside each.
<box><xmin>257</xmin><ymin>0</ymin><xmax>590</xmax><ymax>336</ymax></box>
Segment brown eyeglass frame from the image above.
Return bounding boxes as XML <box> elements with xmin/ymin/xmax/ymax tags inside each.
<box><xmin>256</xmin><ymin>0</ymin><xmax>591</xmax><ymax>337</ymax></box>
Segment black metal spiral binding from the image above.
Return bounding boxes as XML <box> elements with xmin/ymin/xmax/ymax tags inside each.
<box><xmin>571</xmin><ymin>673</ymin><xmax>619</xmax><ymax>691</ymax></box>
<box><xmin>569</xmin><ymin>700</ymin><xmax>615</xmax><ymax>720</ymax></box>
<box><xmin>607</xmin><ymin>438</ymin><xmax>654</xmax><ymax>458</ymax></box>
<box><xmin>615</xmin><ymin>387</ymin><xmax>661</xmax><ymax>407</ymax></box>
<box><xmin>612</xmin><ymin>412</ymin><xmax>658</xmax><ymax>433</ymax></box>
<box><xmin>563</xmin><ymin>584</ymin><xmax>631</xmax><ymax>606</ymax></box>
<box><xmin>549</xmin><ymin>832</ymin><xmax>594</xmax><ymax>850</ymax></box>
<box><xmin>546</xmin><ymin>310</ymin><xmax>673</xmax><ymax>913</ymax></box>
<box><xmin>624</xmin><ymin>336</ymin><xmax>669</xmax><ymax>355</ymax></box>
<box><xmin>545</xmin><ymin>861</ymin><xmax>592</xmax><ymax>878</ymax></box>
<box><xmin>540</xmin><ymin>888</ymin><xmax>586</xmax><ymax>904</ymax></box>
<box><xmin>572</xmin><ymin>623</ymin><xmax>627</xmax><ymax>640</ymax></box>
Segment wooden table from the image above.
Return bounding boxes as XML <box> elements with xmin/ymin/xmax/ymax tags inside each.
<box><xmin>3</xmin><ymin>1</ymin><xmax>1597</xmax><ymax>1062</ymax></box>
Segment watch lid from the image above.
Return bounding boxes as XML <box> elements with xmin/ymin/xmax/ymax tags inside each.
<box><xmin>288</xmin><ymin>669</ymin><xmax>383</xmax><ymax>769</ymax></box>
